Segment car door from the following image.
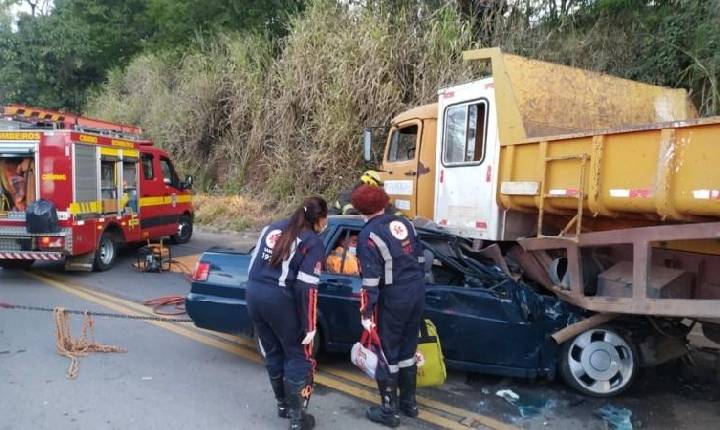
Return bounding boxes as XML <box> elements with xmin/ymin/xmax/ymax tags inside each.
<box><xmin>423</xmin><ymin>275</ymin><xmax>545</xmax><ymax>370</ymax></box>
<box><xmin>318</xmin><ymin>227</ymin><xmax>364</xmax><ymax>347</ymax></box>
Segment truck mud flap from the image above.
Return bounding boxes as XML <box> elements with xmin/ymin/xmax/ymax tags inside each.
<box><xmin>64</xmin><ymin>252</ymin><xmax>94</xmax><ymax>272</ymax></box>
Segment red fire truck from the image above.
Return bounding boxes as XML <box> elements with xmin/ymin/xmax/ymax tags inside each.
<box><xmin>0</xmin><ymin>105</ymin><xmax>194</xmax><ymax>271</ymax></box>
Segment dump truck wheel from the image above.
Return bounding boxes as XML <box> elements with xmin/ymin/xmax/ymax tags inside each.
<box><xmin>94</xmin><ymin>232</ymin><xmax>117</xmax><ymax>271</ymax></box>
<box><xmin>559</xmin><ymin>325</ymin><xmax>637</xmax><ymax>397</ymax></box>
<box><xmin>0</xmin><ymin>260</ymin><xmax>34</xmax><ymax>270</ymax></box>
<box><xmin>171</xmin><ymin>215</ymin><xmax>193</xmax><ymax>244</ymax></box>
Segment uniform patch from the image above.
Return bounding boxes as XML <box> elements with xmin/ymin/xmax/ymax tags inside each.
<box><xmin>389</xmin><ymin>220</ymin><xmax>408</xmax><ymax>240</ymax></box>
<box><xmin>265</xmin><ymin>229</ymin><xmax>282</xmax><ymax>249</ymax></box>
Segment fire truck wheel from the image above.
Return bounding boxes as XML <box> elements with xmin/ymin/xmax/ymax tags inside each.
<box><xmin>94</xmin><ymin>233</ymin><xmax>117</xmax><ymax>271</ymax></box>
<box><xmin>171</xmin><ymin>215</ymin><xmax>193</xmax><ymax>244</ymax></box>
<box><xmin>0</xmin><ymin>260</ymin><xmax>34</xmax><ymax>270</ymax></box>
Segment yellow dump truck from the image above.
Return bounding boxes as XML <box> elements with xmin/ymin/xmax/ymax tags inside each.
<box><xmin>364</xmin><ymin>48</ymin><xmax>720</xmax><ymax>334</ymax></box>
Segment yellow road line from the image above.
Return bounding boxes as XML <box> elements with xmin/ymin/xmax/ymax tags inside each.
<box><xmin>27</xmin><ymin>271</ymin><xmax>516</xmax><ymax>430</ymax></box>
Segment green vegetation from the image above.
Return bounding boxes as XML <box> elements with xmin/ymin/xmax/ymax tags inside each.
<box><xmin>2</xmin><ymin>0</ymin><xmax>720</xmax><ymax>208</ymax></box>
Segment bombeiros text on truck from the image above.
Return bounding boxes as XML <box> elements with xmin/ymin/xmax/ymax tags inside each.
<box><xmin>0</xmin><ymin>105</ymin><xmax>194</xmax><ymax>271</ymax></box>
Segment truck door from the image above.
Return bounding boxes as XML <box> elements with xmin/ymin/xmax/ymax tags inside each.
<box><xmin>138</xmin><ymin>153</ymin><xmax>172</xmax><ymax>239</ymax></box>
<box><xmin>435</xmin><ymin>82</ymin><xmax>499</xmax><ymax>240</ymax></box>
<box><xmin>383</xmin><ymin>121</ymin><xmax>421</xmax><ymax>217</ymax></box>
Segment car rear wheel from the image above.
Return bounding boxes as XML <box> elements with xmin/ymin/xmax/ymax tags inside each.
<box><xmin>559</xmin><ymin>325</ymin><xmax>637</xmax><ymax>397</ymax></box>
<box><xmin>171</xmin><ymin>215</ymin><xmax>193</xmax><ymax>244</ymax></box>
<box><xmin>94</xmin><ymin>233</ymin><xmax>117</xmax><ymax>271</ymax></box>
<box><xmin>0</xmin><ymin>260</ymin><xmax>34</xmax><ymax>270</ymax></box>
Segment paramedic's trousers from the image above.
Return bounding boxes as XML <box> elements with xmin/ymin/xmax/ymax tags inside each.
<box><xmin>247</xmin><ymin>281</ymin><xmax>315</xmax><ymax>384</ymax></box>
<box><xmin>376</xmin><ymin>281</ymin><xmax>425</xmax><ymax>382</ymax></box>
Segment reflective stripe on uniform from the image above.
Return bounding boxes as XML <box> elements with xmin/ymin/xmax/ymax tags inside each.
<box><xmin>417</xmin><ymin>256</ymin><xmax>425</xmax><ymax>264</ymax></box>
<box><xmin>362</xmin><ymin>278</ymin><xmax>380</xmax><ymax>287</ymax></box>
<box><xmin>297</xmin><ymin>271</ymin><xmax>320</xmax><ymax>285</ymax></box>
<box><xmin>279</xmin><ymin>238</ymin><xmax>301</xmax><ymax>287</ymax></box>
<box><xmin>248</xmin><ymin>226</ymin><xmax>269</xmax><ymax>272</ymax></box>
<box><xmin>398</xmin><ymin>357</ymin><xmax>416</xmax><ymax>368</ymax></box>
<box><xmin>369</xmin><ymin>232</ymin><xmax>393</xmax><ymax>285</ymax></box>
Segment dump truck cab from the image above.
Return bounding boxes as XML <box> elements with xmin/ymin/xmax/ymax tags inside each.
<box><xmin>376</xmin><ymin>104</ymin><xmax>438</xmax><ymax>220</ymax></box>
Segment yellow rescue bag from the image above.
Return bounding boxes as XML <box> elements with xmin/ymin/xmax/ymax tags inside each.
<box><xmin>416</xmin><ymin>319</ymin><xmax>446</xmax><ymax>387</ymax></box>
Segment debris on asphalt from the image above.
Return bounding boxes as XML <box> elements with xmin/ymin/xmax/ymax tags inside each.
<box><xmin>141</xmin><ymin>376</ymin><xmax>153</xmax><ymax>381</ymax></box>
<box><xmin>598</xmin><ymin>404</ymin><xmax>633</xmax><ymax>430</ymax></box>
<box><xmin>496</xmin><ymin>389</ymin><xmax>553</xmax><ymax>417</ymax></box>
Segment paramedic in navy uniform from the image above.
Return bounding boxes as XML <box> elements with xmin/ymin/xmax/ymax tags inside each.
<box><xmin>351</xmin><ymin>185</ymin><xmax>426</xmax><ymax>428</ymax></box>
<box><xmin>246</xmin><ymin>197</ymin><xmax>328</xmax><ymax>430</ymax></box>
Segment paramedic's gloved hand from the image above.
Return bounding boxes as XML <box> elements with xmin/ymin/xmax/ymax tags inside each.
<box><xmin>301</xmin><ymin>330</ymin><xmax>316</xmax><ymax>345</ymax></box>
<box><xmin>361</xmin><ymin>318</ymin><xmax>375</xmax><ymax>332</ymax></box>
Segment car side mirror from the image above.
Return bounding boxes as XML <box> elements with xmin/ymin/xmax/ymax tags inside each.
<box><xmin>184</xmin><ymin>175</ymin><xmax>194</xmax><ymax>189</ymax></box>
<box><xmin>363</xmin><ymin>128</ymin><xmax>373</xmax><ymax>163</ymax></box>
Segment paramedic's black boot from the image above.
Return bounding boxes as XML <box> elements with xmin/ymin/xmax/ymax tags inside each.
<box><xmin>286</xmin><ymin>380</ymin><xmax>315</xmax><ymax>430</ymax></box>
<box><xmin>398</xmin><ymin>365</ymin><xmax>419</xmax><ymax>418</ymax></box>
<box><xmin>269</xmin><ymin>374</ymin><xmax>289</xmax><ymax>418</ymax></box>
<box><xmin>367</xmin><ymin>377</ymin><xmax>400</xmax><ymax>428</ymax></box>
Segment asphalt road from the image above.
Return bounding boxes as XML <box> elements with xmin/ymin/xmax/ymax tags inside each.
<box><xmin>2</xmin><ymin>229</ymin><xmax>719</xmax><ymax>430</ymax></box>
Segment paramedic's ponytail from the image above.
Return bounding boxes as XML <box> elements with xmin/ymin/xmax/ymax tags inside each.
<box><xmin>270</xmin><ymin>196</ymin><xmax>328</xmax><ymax>266</ymax></box>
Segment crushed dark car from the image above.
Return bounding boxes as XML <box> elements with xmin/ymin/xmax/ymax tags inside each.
<box><xmin>187</xmin><ymin>216</ymin><xmax>651</xmax><ymax>397</ymax></box>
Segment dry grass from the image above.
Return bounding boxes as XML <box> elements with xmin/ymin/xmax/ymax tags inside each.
<box><xmin>192</xmin><ymin>193</ymin><xmax>276</xmax><ymax>231</ymax></box>
<box><xmin>87</xmin><ymin>0</ymin><xmax>720</xmax><ymax>209</ymax></box>
<box><xmin>87</xmin><ymin>1</ymin><xmax>474</xmax><ymax>204</ymax></box>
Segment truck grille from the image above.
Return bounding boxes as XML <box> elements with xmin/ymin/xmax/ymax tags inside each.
<box><xmin>0</xmin><ymin>237</ymin><xmax>24</xmax><ymax>251</ymax></box>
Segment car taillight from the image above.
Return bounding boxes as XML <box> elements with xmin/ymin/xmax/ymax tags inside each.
<box><xmin>192</xmin><ymin>261</ymin><xmax>210</xmax><ymax>281</ymax></box>
<box><xmin>39</xmin><ymin>236</ymin><xmax>64</xmax><ymax>250</ymax></box>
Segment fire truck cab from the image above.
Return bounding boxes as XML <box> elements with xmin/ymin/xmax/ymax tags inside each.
<box><xmin>0</xmin><ymin>105</ymin><xmax>194</xmax><ymax>271</ymax></box>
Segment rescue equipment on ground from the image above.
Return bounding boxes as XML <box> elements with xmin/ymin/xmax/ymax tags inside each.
<box><xmin>26</xmin><ymin>199</ymin><xmax>59</xmax><ymax>233</ymax></box>
<box><xmin>136</xmin><ymin>239</ymin><xmax>172</xmax><ymax>273</ymax></box>
<box><xmin>351</xmin><ymin>328</ymin><xmax>389</xmax><ymax>380</ymax></box>
<box><xmin>54</xmin><ymin>307</ymin><xmax>126</xmax><ymax>379</ymax></box>
<box><xmin>416</xmin><ymin>319</ymin><xmax>446</xmax><ymax>387</ymax></box>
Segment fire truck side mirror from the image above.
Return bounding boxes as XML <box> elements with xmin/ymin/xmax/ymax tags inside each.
<box><xmin>183</xmin><ymin>175</ymin><xmax>194</xmax><ymax>189</ymax></box>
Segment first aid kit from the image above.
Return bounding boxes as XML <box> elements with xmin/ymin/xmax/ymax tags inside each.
<box><xmin>351</xmin><ymin>328</ymin><xmax>387</xmax><ymax>380</ymax></box>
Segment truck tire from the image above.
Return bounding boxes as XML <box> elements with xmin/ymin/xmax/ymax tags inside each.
<box><xmin>559</xmin><ymin>325</ymin><xmax>637</xmax><ymax>397</ymax></box>
<box><xmin>170</xmin><ymin>215</ymin><xmax>193</xmax><ymax>244</ymax></box>
<box><xmin>0</xmin><ymin>260</ymin><xmax>34</xmax><ymax>270</ymax></box>
<box><xmin>94</xmin><ymin>232</ymin><xmax>117</xmax><ymax>271</ymax></box>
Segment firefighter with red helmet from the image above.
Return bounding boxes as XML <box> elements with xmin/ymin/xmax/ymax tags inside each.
<box><xmin>351</xmin><ymin>185</ymin><xmax>426</xmax><ymax>428</ymax></box>
<box><xmin>246</xmin><ymin>197</ymin><xmax>328</xmax><ymax>430</ymax></box>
